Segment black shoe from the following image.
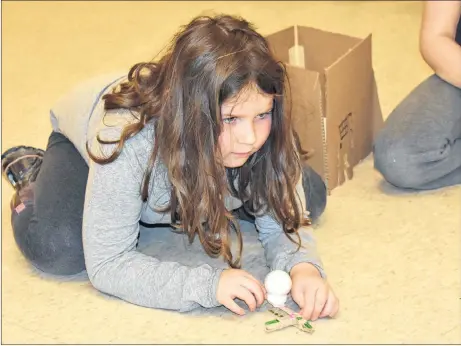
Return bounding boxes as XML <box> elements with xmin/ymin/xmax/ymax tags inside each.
<box><xmin>1</xmin><ymin>146</ymin><xmax>45</xmax><ymax>190</ymax></box>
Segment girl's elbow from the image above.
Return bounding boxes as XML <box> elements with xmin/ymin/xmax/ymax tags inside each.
<box><xmin>87</xmin><ymin>268</ymin><xmax>100</xmax><ymax>288</ymax></box>
<box><xmin>419</xmin><ymin>37</ymin><xmax>435</xmax><ymax>66</ymax></box>
<box><xmin>86</xmin><ymin>263</ymin><xmax>106</xmax><ymax>292</ymax></box>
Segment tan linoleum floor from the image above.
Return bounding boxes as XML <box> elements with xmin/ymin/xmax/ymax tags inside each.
<box><xmin>2</xmin><ymin>1</ymin><xmax>460</xmax><ymax>344</ymax></box>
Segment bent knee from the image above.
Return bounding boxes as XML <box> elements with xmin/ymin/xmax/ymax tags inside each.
<box><xmin>373</xmin><ymin>143</ymin><xmax>425</xmax><ymax>189</ymax></box>
<box><xmin>32</xmin><ymin>250</ymin><xmax>86</xmax><ymax>276</ymax></box>
<box><xmin>14</xmin><ymin>223</ymin><xmax>85</xmax><ymax>276</ymax></box>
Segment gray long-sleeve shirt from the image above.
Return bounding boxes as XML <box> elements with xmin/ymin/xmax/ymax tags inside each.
<box><xmin>50</xmin><ymin>72</ymin><xmax>325</xmax><ymax>312</ymax></box>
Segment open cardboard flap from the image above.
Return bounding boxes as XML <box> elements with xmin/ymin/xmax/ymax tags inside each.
<box><xmin>266</xmin><ymin>25</ymin><xmax>383</xmax><ymax>192</ymax></box>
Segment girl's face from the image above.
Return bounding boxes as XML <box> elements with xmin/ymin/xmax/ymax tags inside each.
<box><xmin>219</xmin><ymin>85</ymin><xmax>273</xmax><ymax>168</ymax></box>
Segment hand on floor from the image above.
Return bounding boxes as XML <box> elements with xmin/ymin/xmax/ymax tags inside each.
<box><xmin>290</xmin><ymin>262</ymin><xmax>339</xmax><ymax>321</ymax></box>
<box><xmin>216</xmin><ymin>268</ymin><xmax>266</xmax><ymax>315</ymax></box>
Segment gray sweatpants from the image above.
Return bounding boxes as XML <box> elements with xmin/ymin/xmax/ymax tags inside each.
<box><xmin>374</xmin><ymin>74</ymin><xmax>461</xmax><ymax>190</ymax></box>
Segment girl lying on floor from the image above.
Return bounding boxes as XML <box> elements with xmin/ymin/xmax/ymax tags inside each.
<box><xmin>2</xmin><ymin>14</ymin><xmax>338</xmax><ymax>320</ymax></box>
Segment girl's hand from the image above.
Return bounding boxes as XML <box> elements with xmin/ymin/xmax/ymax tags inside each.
<box><xmin>290</xmin><ymin>262</ymin><xmax>339</xmax><ymax>321</ymax></box>
<box><xmin>217</xmin><ymin>269</ymin><xmax>266</xmax><ymax>315</ymax></box>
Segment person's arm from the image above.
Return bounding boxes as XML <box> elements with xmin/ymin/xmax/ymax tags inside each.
<box><xmin>420</xmin><ymin>1</ymin><xmax>461</xmax><ymax>88</ymax></box>
<box><xmin>254</xmin><ymin>177</ymin><xmax>326</xmax><ymax>278</ymax></box>
<box><xmin>82</xmin><ymin>128</ymin><xmax>223</xmax><ymax>311</ymax></box>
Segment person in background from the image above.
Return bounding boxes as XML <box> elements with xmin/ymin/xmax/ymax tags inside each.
<box><xmin>374</xmin><ymin>1</ymin><xmax>461</xmax><ymax>190</ymax></box>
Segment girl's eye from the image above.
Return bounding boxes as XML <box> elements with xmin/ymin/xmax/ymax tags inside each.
<box><xmin>223</xmin><ymin>117</ymin><xmax>237</xmax><ymax>124</ymax></box>
<box><xmin>257</xmin><ymin>112</ymin><xmax>272</xmax><ymax>119</ymax></box>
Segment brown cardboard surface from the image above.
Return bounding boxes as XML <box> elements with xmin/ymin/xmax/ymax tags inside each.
<box><xmin>285</xmin><ymin>66</ymin><xmax>325</xmax><ymax>177</ymax></box>
<box><xmin>325</xmin><ymin>35</ymin><xmax>373</xmax><ymax>189</ymax></box>
<box><xmin>264</xmin><ymin>26</ymin><xmax>295</xmax><ymax>64</ymax></box>
<box><xmin>297</xmin><ymin>26</ymin><xmax>361</xmax><ymax>74</ymax></box>
<box><xmin>267</xmin><ymin>26</ymin><xmax>383</xmax><ymax>192</ymax></box>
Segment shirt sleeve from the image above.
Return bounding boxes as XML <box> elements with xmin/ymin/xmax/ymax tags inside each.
<box><xmin>82</xmin><ymin>131</ymin><xmax>223</xmax><ymax>312</ymax></box>
<box><xmin>254</xmin><ymin>175</ymin><xmax>326</xmax><ymax>278</ymax></box>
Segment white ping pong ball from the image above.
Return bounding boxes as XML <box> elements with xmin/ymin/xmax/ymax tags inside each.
<box><xmin>264</xmin><ymin>270</ymin><xmax>292</xmax><ymax>295</ymax></box>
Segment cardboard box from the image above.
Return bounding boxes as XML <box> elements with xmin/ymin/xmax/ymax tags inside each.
<box><xmin>266</xmin><ymin>26</ymin><xmax>383</xmax><ymax>192</ymax></box>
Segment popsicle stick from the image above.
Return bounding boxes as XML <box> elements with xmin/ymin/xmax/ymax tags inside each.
<box><xmin>265</xmin><ymin>317</ymin><xmax>297</xmax><ymax>332</ymax></box>
<box><xmin>266</xmin><ymin>304</ymin><xmax>315</xmax><ymax>333</ymax></box>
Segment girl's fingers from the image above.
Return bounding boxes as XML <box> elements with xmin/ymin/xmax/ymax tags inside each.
<box><xmin>310</xmin><ymin>285</ymin><xmax>327</xmax><ymax>321</ymax></box>
<box><xmin>299</xmin><ymin>287</ymin><xmax>317</xmax><ymax>320</ymax></box>
<box><xmin>291</xmin><ymin>287</ymin><xmax>305</xmax><ymax>310</ymax></box>
<box><xmin>241</xmin><ymin>277</ymin><xmax>265</xmax><ymax>307</ymax></box>
<box><xmin>244</xmin><ymin>273</ymin><xmax>267</xmax><ymax>296</ymax></box>
<box><xmin>234</xmin><ymin>285</ymin><xmax>257</xmax><ymax>312</ymax></box>
<box><xmin>224</xmin><ymin>298</ymin><xmax>246</xmax><ymax>315</ymax></box>
<box><xmin>320</xmin><ymin>289</ymin><xmax>339</xmax><ymax>318</ymax></box>
<box><xmin>329</xmin><ymin>291</ymin><xmax>340</xmax><ymax>317</ymax></box>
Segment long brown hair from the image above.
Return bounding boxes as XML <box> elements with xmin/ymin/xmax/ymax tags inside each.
<box><xmin>87</xmin><ymin>14</ymin><xmax>309</xmax><ymax>268</ymax></box>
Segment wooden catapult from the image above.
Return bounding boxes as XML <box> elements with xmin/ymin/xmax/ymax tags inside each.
<box><xmin>264</xmin><ymin>304</ymin><xmax>315</xmax><ymax>333</ymax></box>
<box><xmin>262</xmin><ymin>270</ymin><xmax>315</xmax><ymax>334</ymax></box>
